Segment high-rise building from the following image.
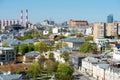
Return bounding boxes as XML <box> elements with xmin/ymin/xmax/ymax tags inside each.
<box><xmin>93</xmin><ymin>22</ymin><xmax>106</xmax><ymax>41</ymax></box>
<box><xmin>107</xmin><ymin>14</ymin><xmax>113</xmax><ymax>23</ymax></box>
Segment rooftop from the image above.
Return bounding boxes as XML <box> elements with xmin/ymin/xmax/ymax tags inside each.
<box><xmin>24</xmin><ymin>51</ymin><xmax>40</xmax><ymax>57</ymax></box>
<box><xmin>0</xmin><ymin>47</ymin><xmax>14</xmax><ymax>50</ymax></box>
<box><xmin>62</xmin><ymin>38</ymin><xmax>84</xmax><ymax>43</ymax></box>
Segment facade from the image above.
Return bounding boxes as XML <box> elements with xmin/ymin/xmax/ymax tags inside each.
<box><xmin>69</xmin><ymin>53</ymin><xmax>85</xmax><ymax>69</ymax></box>
<box><xmin>69</xmin><ymin>19</ymin><xmax>88</xmax><ymax>26</ymax></box>
<box><xmin>113</xmin><ymin>46</ymin><xmax>120</xmax><ymax>61</ymax></box>
<box><xmin>86</xmin><ymin>26</ymin><xmax>93</xmax><ymax>35</ymax></box>
<box><xmin>93</xmin><ymin>22</ymin><xmax>106</xmax><ymax>41</ymax></box>
<box><xmin>107</xmin><ymin>14</ymin><xmax>113</xmax><ymax>23</ymax></box>
<box><xmin>81</xmin><ymin>56</ymin><xmax>120</xmax><ymax>80</ymax></box>
<box><xmin>106</xmin><ymin>23</ymin><xmax>118</xmax><ymax>36</ymax></box>
<box><xmin>0</xmin><ymin>47</ymin><xmax>16</xmax><ymax>65</ymax></box>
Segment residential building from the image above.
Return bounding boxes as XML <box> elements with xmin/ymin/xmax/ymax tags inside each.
<box><xmin>23</xmin><ymin>51</ymin><xmax>40</xmax><ymax>63</ymax></box>
<box><xmin>107</xmin><ymin>14</ymin><xmax>113</xmax><ymax>23</ymax></box>
<box><xmin>52</xmin><ymin>51</ymin><xmax>65</xmax><ymax>63</ymax></box>
<box><xmin>86</xmin><ymin>26</ymin><xmax>93</xmax><ymax>35</ymax></box>
<box><xmin>106</xmin><ymin>22</ymin><xmax>118</xmax><ymax>37</ymax></box>
<box><xmin>69</xmin><ymin>19</ymin><xmax>88</xmax><ymax>26</ymax></box>
<box><xmin>81</xmin><ymin>57</ymin><xmax>102</xmax><ymax>76</ymax></box>
<box><xmin>0</xmin><ymin>47</ymin><xmax>16</xmax><ymax>65</ymax></box>
<box><xmin>69</xmin><ymin>53</ymin><xmax>86</xmax><ymax>69</ymax></box>
<box><xmin>93</xmin><ymin>22</ymin><xmax>106</xmax><ymax>41</ymax></box>
<box><xmin>62</xmin><ymin>38</ymin><xmax>85</xmax><ymax>51</ymax></box>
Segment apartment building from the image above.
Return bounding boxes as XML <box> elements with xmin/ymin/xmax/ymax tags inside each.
<box><xmin>93</xmin><ymin>22</ymin><xmax>106</xmax><ymax>41</ymax></box>
<box><xmin>0</xmin><ymin>47</ymin><xmax>16</xmax><ymax>65</ymax></box>
<box><xmin>106</xmin><ymin>23</ymin><xmax>118</xmax><ymax>37</ymax></box>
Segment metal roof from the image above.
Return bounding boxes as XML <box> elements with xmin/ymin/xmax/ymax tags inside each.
<box><xmin>0</xmin><ymin>74</ymin><xmax>22</xmax><ymax>80</ymax></box>
<box><xmin>62</xmin><ymin>38</ymin><xmax>84</xmax><ymax>43</ymax></box>
<box><xmin>24</xmin><ymin>51</ymin><xmax>40</xmax><ymax>57</ymax></box>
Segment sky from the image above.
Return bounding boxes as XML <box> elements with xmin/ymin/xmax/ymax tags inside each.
<box><xmin>0</xmin><ymin>0</ymin><xmax>120</xmax><ymax>23</ymax></box>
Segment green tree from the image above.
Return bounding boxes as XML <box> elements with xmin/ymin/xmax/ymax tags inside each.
<box><xmin>55</xmin><ymin>42</ymin><xmax>68</xmax><ymax>50</ymax></box>
<box><xmin>85</xmin><ymin>36</ymin><xmax>93</xmax><ymax>41</ymax></box>
<box><xmin>76</xmin><ymin>33</ymin><xmax>84</xmax><ymax>37</ymax></box>
<box><xmin>27</xmin><ymin>61</ymin><xmax>42</xmax><ymax>80</ymax></box>
<box><xmin>61</xmin><ymin>52</ymin><xmax>70</xmax><ymax>62</ymax></box>
<box><xmin>34</xmin><ymin>41</ymin><xmax>50</xmax><ymax>53</ymax></box>
<box><xmin>2</xmin><ymin>42</ymin><xmax>9</xmax><ymax>47</ymax></box>
<box><xmin>28</xmin><ymin>44</ymin><xmax>34</xmax><ymax>51</ymax></box>
<box><xmin>54</xmin><ymin>35</ymin><xmax>66</xmax><ymax>41</ymax></box>
<box><xmin>56</xmin><ymin>63</ymin><xmax>74</xmax><ymax>80</ymax></box>
<box><xmin>14</xmin><ymin>45</ymin><xmax>19</xmax><ymax>53</ymax></box>
<box><xmin>49</xmin><ymin>53</ymin><xmax>55</xmax><ymax>61</ymax></box>
<box><xmin>44</xmin><ymin>60</ymin><xmax>58</xmax><ymax>73</ymax></box>
<box><xmin>79</xmin><ymin>42</ymin><xmax>92</xmax><ymax>53</ymax></box>
<box><xmin>19</xmin><ymin>44</ymin><xmax>29</xmax><ymax>55</ymax></box>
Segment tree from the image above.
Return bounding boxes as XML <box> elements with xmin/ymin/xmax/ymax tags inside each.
<box><xmin>27</xmin><ymin>61</ymin><xmax>42</xmax><ymax>80</ymax></box>
<box><xmin>54</xmin><ymin>35</ymin><xmax>66</xmax><ymax>41</ymax></box>
<box><xmin>34</xmin><ymin>41</ymin><xmax>50</xmax><ymax>53</ymax></box>
<box><xmin>44</xmin><ymin>60</ymin><xmax>58</xmax><ymax>73</ymax></box>
<box><xmin>28</xmin><ymin>44</ymin><xmax>34</xmax><ymax>51</ymax></box>
<box><xmin>61</xmin><ymin>52</ymin><xmax>70</xmax><ymax>62</ymax></box>
<box><xmin>38</xmin><ymin>55</ymin><xmax>46</xmax><ymax>69</ymax></box>
<box><xmin>19</xmin><ymin>44</ymin><xmax>29</xmax><ymax>55</ymax></box>
<box><xmin>49</xmin><ymin>53</ymin><xmax>55</xmax><ymax>61</ymax></box>
<box><xmin>85</xmin><ymin>36</ymin><xmax>93</xmax><ymax>41</ymax></box>
<box><xmin>56</xmin><ymin>63</ymin><xmax>74</xmax><ymax>80</ymax></box>
<box><xmin>14</xmin><ymin>45</ymin><xmax>19</xmax><ymax>53</ymax></box>
<box><xmin>2</xmin><ymin>42</ymin><xmax>9</xmax><ymax>47</ymax></box>
<box><xmin>55</xmin><ymin>42</ymin><xmax>68</xmax><ymax>50</ymax></box>
<box><xmin>76</xmin><ymin>33</ymin><xmax>84</xmax><ymax>37</ymax></box>
<box><xmin>79</xmin><ymin>42</ymin><xmax>92</xmax><ymax>53</ymax></box>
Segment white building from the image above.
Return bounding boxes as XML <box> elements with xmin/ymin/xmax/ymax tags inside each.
<box><xmin>86</xmin><ymin>27</ymin><xmax>93</xmax><ymax>35</ymax></box>
<box><xmin>113</xmin><ymin>46</ymin><xmax>120</xmax><ymax>61</ymax></box>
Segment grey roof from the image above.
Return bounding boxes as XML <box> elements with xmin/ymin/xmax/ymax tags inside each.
<box><xmin>22</xmin><ymin>39</ymin><xmax>34</xmax><ymax>44</ymax></box>
<box><xmin>97</xmin><ymin>64</ymin><xmax>109</xmax><ymax>69</ymax></box>
<box><xmin>0</xmin><ymin>74</ymin><xmax>22</xmax><ymax>80</ymax></box>
<box><xmin>57</xmin><ymin>47</ymin><xmax>72</xmax><ymax>53</ymax></box>
<box><xmin>83</xmin><ymin>57</ymin><xmax>100</xmax><ymax>63</ymax></box>
<box><xmin>2</xmin><ymin>38</ymin><xmax>21</xmax><ymax>45</ymax></box>
<box><xmin>62</xmin><ymin>38</ymin><xmax>84</xmax><ymax>43</ymax></box>
<box><xmin>24</xmin><ymin>51</ymin><xmax>40</xmax><ymax>57</ymax></box>
<box><xmin>0</xmin><ymin>47</ymin><xmax>14</xmax><ymax>51</ymax></box>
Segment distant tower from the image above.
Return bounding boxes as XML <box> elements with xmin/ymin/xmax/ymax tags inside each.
<box><xmin>107</xmin><ymin>14</ymin><xmax>113</xmax><ymax>23</ymax></box>
<box><xmin>26</xmin><ymin>9</ymin><xmax>28</xmax><ymax>27</ymax></box>
<box><xmin>20</xmin><ymin>10</ymin><xmax>23</xmax><ymax>25</ymax></box>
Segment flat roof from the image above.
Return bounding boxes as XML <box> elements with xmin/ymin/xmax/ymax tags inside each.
<box><xmin>0</xmin><ymin>47</ymin><xmax>14</xmax><ymax>50</ymax></box>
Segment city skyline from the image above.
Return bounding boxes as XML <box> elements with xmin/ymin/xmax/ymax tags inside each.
<box><xmin>0</xmin><ymin>0</ymin><xmax>120</xmax><ymax>23</ymax></box>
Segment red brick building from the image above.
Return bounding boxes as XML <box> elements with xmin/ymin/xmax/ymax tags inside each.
<box><xmin>69</xmin><ymin>19</ymin><xmax>88</xmax><ymax>26</ymax></box>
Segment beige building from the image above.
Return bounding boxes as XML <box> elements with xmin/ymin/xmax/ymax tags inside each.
<box><xmin>93</xmin><ymin>22</ymin><xmax>106</xmax><ymax>41</ymax></box>
<box><xmin>106</xmin><ymin>23</ymin><xmax>118</xmax><ymax>37</ymax></box>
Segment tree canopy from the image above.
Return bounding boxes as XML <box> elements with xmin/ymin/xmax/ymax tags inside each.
<box><xmin>79</xmin><ymin>42</ymin><xmax>92</xmax><ymax>53</ymax></box>
<box><xmin>34</xmin><ymin>41</ymin><xmax>50</xmax><ymax>53</ymax></box>
<box><xmin>56</xmin><ymin>63</ymin><xmax>74</xmax><ymax>80</ymax></box>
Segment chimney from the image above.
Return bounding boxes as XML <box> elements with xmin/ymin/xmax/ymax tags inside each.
<box><xmin>26</xmin><ymin>9</ymin><xmax>28</xmax><ymax>27</ymax></box>
<box><xmin>20</xmin><ymin>10</ymin><xmax>23</xmax><ymax>25</ymax></box>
